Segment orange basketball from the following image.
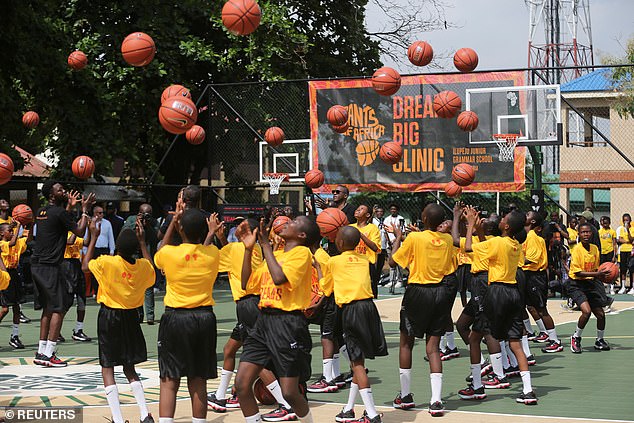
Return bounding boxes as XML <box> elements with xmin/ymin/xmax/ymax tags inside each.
<box><xmin>407</xmin><ymin>41</ymin><xmax>433</xmax><ymax>66</ymax></box>
<box><xmin>264</xmin><ymin>126</ymin><xmax>284</xmax><ymax>146</ymax></box>
<box><xmin>444</xmin><ymin>181</ymin><xmax>462</xmax><ymax>198</ymax></box>
<box><xmin>316</xmin><ymin>208</ymin><xmax>348</xmax><ymax>240</ymax></box>
<box><xmin>433</xmin><ymin>91</ymin><xmax>462</xmax><ymax>119</ymax></box>
<box><xmin>272</xmin><ymin>215</ymin><xmax>291</xmax><ymax>234</ymax></box>
<box><xmin>371</xmin><ymin>67</ymin><xmax>401</xmax><ymax>96</ymax></box>
<box><xmin>332</xmin><ymin>121</ymin><xmax>349</xmax><ymax>134</ymax></box>
<box><xmin>303</xmin><ymin>290</ymin><xmax>322</xmax><ymax>319</ymax></box>
<box><xmin>304</xmin><ymin>169</ymin><xmax>325</xmax><ymax>189</ymax></box>
<box><xmin>452</xmin><ymin>163</ymin><xmax>475</xmax><ymax>186</ymax></box>
<box><xmin>0</xmin><ymin>153</ymin><xmax>14</xmax><ymax>185</ymax></box>
<box><xmin>22</xmin><ymin>111</ymin><xmax>40</xmax><ymax>129</ymax></box>
<box><xmin>185</xmin><ymin>125</ymin><xmax>205</xmax><ymax>145</ymax></box>
<box><xmin>72</xmin><ymin>155</ymin><xmax>95</xmax><ymax>180</ymax></box>
<box><xmin>68</xmin><ymin>50</ymin><xmax>88</xmax><ymax>70</ymax></box>
<box><xmin>327</xmin><ymin>105</ymin><xmax>348</xmax><ymax>126</ymax></box>
<box><xmin>222</xmin><ymin>0</ymin><xmax>262</xmax><ymax>36</ymax></box>
<box><xmin>161</xmin><ymin>84</ymin><xmax>191</xmax><ymax>103</ymax></box>
<box><xmin>379</xmin><ymin>141</ymin><xmax>403</xmax><ymax>165</ymax></box>
<box><xmin>453</xmin><ymin>48</ymin><xmax>479</xmax><ymax>73</ymax></box>
<box><xmin>253</xmin><ymin>378</ymin><xmax>276</xmax><ymax>405</ymax></box>
<box><xmin>598</xmin><ymin>262</ymin><xmax>619</xmax><ymax>284</ymax></box>
<box><xmin>355</xmin><ymin>139</ymin><xmax>380</xmax><ymax>166</ymax></box>
<box><xmin>159</xmin><ymin>96</ymin><xmax>198</xmax><ymax>135</ymax></box>
<box><xmin>12</xmin><ymin>204</ymin><xmax>33</xmax><ymax>225</ymax></box>
<box><xmin>457</xmin><ymin>111</ymin><xmax>479</xmax><ymax>132</ymax></box>
<box><xmin>121</xmin><ymin>32</ymin><xmax>156</xmax><ymax>67</ymax></box>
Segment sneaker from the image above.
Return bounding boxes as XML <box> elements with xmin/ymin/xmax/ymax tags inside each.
<box><xmin>392</xmin><ymin>392</ymin><xmax>415</xmax><ymax>410</ymax></box>
<box><xmin>504</xmin><ymin>365</ymin><xmax>520</xmax><ymax>378</ymax></box>
<box><xmin>226</xmin><ymin>393</ymin><xmax>240</xmax><ymax>408</ymax></box>
<box><xmin>526</xmin><ymin>331</ymin><xmax>538</xmax><ymax>341</ymax></box>
<box><xmin>333</xmin><ymin>373</ymin><xmax>347</xmax><ymax>388</ymax></box>
<box><xmin>609</xmin><ymin>285</ymin><xmax>615</xmax><ymax>295</ymax></box>
<box><xmin>344</xmin><ymin>371</ymin><xmax>354</xmax><ymax>383</ymax></box>
<box><xmin>261</xmin><ymin>404</ymin><xmax>297</xmax><ymax>422</ymax></box>
<box><xmin>516</xmin><ymin>391</ymin><xmax>538</xmax><ymax>405</ymax></box>
<box><xmin>19</xmin><ymin>311</ymin><xmax>31</xmax><ymax>324</ymax></box>
<box><xmin>425</xmin><ymin>348</ymin><xmax>443</xmax><ymax>361</ymax></box>
<box><xmin>628</xmin><ymin>288</ymin><xmax>634</xmax><ymax>295</ymax></box>
<box><xmin>306</xmin><ymin>376</ymin><xmax>338</xmax><ymax>393</ymax></box>
<box><xmin>526</xmin><ymin>355</ymin><xmax>536</xmax><ymax>366</ymax></box>
<box><xmin>42</xmin><ymin>354</ymin><xmax>68</xmax><ymax>368</ymax></box>
<box><xmin>541</xmin><ymin>340</ymin><xmax>563</xmax><ymax>353</ymax></box>
<box><xmin>483</xmin><ymin>374</ymin><xmax>510</xmax><ymax>389</ymax></box>
<box><xmin>72</xmin><ymin>330</ymin><xmax>92</xmax><ymax>342</ymax></box>
<box><xmin>147</xmin><ymin>320</ymin><xmax>155</xmax><ymax>325</ymax></box>
<box><xmin>335</xmin><ymin>407</ymin><xmax>356</xmax><ymax>422</ymax></box>
<box><xmin>440</xmin><ymin>347</ymin><xmax>460</xmax><ymax>361</ymax></box>
<box><xmin>594</xmin><ymin>338</ymin><xmax>611</xmax><ymax>351</ymax></box>
<box><xmin>207</xmin><ymin>392</ymin><xmax>227</xmax><ymax>413</ymax></box>
<box><xmin>618</xmin><ymin>286</ymin><xmax>627</xmax><ymax>294</ymax></box>
<box><xmin>532</xmin><ymin>332</ymin><xmax>549</xmax><ymax>343</ymax></box>
<box><xmin>458</xmin><ymin>384</ymin><xmax>487</xmax><ymax>400</ymax></box>
<box><xmin>140</xmin><ymin>413</ymin><xmax>155</xmax><ymax>423</ymax></box>
<box><xmin>465</xmin><ymin>361</ymin><xmax>493</xmax><ymax>382</ymax></box>
<box><xmin>9</xmin><ymin>336</ymin><xmax>24</xmax><ymax>349</ymax></box>
<box><xmin>428</xmin><ymin>401</ymin><xmax>445</xmax><ymax>417</ymax></box>
<box><xmin>33</xmin><ymin>353</ymin><xmax>47</xmax><ymax>366</ymax></box>
<box><xmin>355</xmin><ymin>411</ymin><xmax>382</xmax><ymax>423</ymax></box>
<box><xmin>56</xmin><ymin>334</ymin><xmax>66</xmax><ymax>343</ymax></box>
<box><xmin>570</xmin><ymin>336</ymin><xmax>582</xmax><ymax>354</ymax></box>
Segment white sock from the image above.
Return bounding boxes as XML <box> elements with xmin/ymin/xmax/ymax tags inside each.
<box><xmin>521</xmin><ymin>335</ymin><xmax>532</xmax><ymax>357</ymax></box>
<box><xmin>546</xmin><ymin>328</ymin><xmax>559</xmax><ymax>343</ymax></box>
<box><xmin>75</xmin><ymin>321</ymin><xmax>84</xmax><ymax>332</ymax></box>
<box><xmin>520</xmin><ymin>371</ymin><xmax>533</xmax><ymax>394</ymax></box>
<box><xmin>159</xmin><ymin>419</ymin><xmax>174</xmax><ymax>423</ymax></box>
<box><xmin>105</xmin><ymin>384</ymin><xmax>123</xmax><ymax>423</ymax></box>
<box><xmin>439</xmin><ymin>334</ymin><xmax>446</xmax><ymax>351</ymax></box>
<box><xmin>267</xmin><ymin>380</ymin><xmax>290</xmax><ymax>409</ymax></box>
<box><xmin>597</xmin><ymin>329</ymin><xmax>605</xmax><ymax>339</ymax></box>
<box><xmin>38</xmin><ymin>340</ymin><xmax>46</xmax><ymax>354</ymax></box>
<box><xmin>215</xmin><ymin>369</ymin><xmax>233</xmax><ymax>398</ymax></box>
<box><xmin>323</xmin><ymin>359</ymin><xmax>333</xmax><ymax>382</ymax></box>
<box><xmin>191</xmin><ymin>418</ymin><xmax>206</xmax><ymax>423</ymax></box>
<box><xmin>523</xmin><ymin>318</ymin><xmax>533</xmax><ymax>333</ymax></box>
<box><xmin>490</xmin><ymin>352</ymin><xmax>504</xmax><ymax>378</ymax></box>
<box><xmin>360</xmin><ymin>388</ymin><xmax>378</xmax><ymax>419</ymax></box>
<box><xmin>345</xmin><ymin>382</ymin><xmax>359</xmax><ymax>412</ymax></box>
<box><xmin>535</xmin><ymin>318</ymin><xmax>546</xmax><ymax>333</ymax></box>
<box><xmin>480</xmin><ymin>352</ymin><xmax>485</xmax><ymax>365</ymax></box>
<box><xmin>445</xmin><ymin>332</ymin><xmax>456</xmax><ymax>350</ymax></box>
<box><xmin>340</xmin><ymin>345</ymin><xmax>350</xmax><ymax>361</ymax></box>
<box><xmin>499</xmin><ymin>341</ymin><xmax>509</xmax><ymax>369</ymax></box>
<box><xmin>471</xmin><ymin>363</ymin><xmax>483</xmax><ymax>389</ymax></box>
<box><xmin>399</xmin><ymin>368</ymin><xmax>412</xmax><ymax>396</ymax></box>
<box><xmin>430</xmin><ymin>373</ymin><xmax>443</xmax><ymax>403</ymax></box>
<box><xmin>44</xmin><ymin>340</ymin><xmax>57</xmax><ymax>357</ymax></box>
<box><xmin>574</xmin><ymin>325</ymin><xmax>584</xmax><ymax>338</ymax></box>
<box><xmin>244</xmin><ymin>414</ymin><xmax>261</xmax><ymax>423</ymax></box>
<box><xmin>506</xmin><ymin>344</ymin><xmax>518</xmax><ymax>367</ymax></box>
<box><xmin>332</xmin><ymin>354</ymin><xmax>341</xmax><ymax>378</ymax></box>
<box><xmin>130</xmin><ymin>380</ymin><xmax>149</xmax><ymax>419</ymax></box>
<box><xmin>298</xmin><ymin>411</ymin><xmax>314</xmax><ymax>423</ymax></box>
<box><xmin>11</xmin><ymin>323</ymin><xmax>19</xmax><ymax>337</ymax></box>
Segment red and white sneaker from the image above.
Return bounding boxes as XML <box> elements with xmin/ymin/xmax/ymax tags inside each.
<box><xmin>542</xmin><ymin>340</ymin><xmax>563</xmax><ymax>353</ymax></box>
<box><xmin>226</xmin><ymin>393</ymin><xmax>240</xmax><ymax>408</ymax></box>
<box><xmin>306</xmin><ymin>377</ymin><xmax>338</xmax><ymax>393</ymax></box>
<box><xmin>458</xmin><ymin>384</ymin><xmax>487</xmax><ymax>400</ymax></box>
<box><xmin>33</xmin><ymin>353</ymin><xmax>47</xmax><ymax>366</ymax></box>
<box><xmin>41</xmin><ymin>354</ymin><xmax>68</xmax><ymax>368</ymax></box>
<box><xmin>440</xmin><ymin>347</ymin><xmax>460</xmax><ymax>361</ymax></box>
<box><xmin>428</xmin><ymin>401</ymin><xmax>445</xmax><ymax>417</ymax></box>
<box><xmin>526</xmin><ymin>355</ymin><xmax>537</xmax><ymax>366</ymax></box>
<box><xmin>262</xmin><ymin>404</ymin><xmax>297</xmax><ymax>422</ymax></box>
<box><xmin>532</xmin><ymin>332</ymin><xmax>549</xmax><ymax>343</ymax></box>
<box><xmin>483</xmin><ymin>375</ymin><xmax>510</xmax><ymax>389</ymax></box>
<box><xmin>392</xmin><ymin>392</ymin><xmax>415</xmax><ymax>410</ymax></box>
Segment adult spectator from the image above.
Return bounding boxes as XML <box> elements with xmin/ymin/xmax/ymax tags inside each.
<box><xmin>226</xmin><ymin>216</ymin><xmax>246</xmax><ymax>244</ymax></box>
<box><xmin>616</xmin><ymin>213</ymin><xmax>634</xmax><ymax>294</ymax></box>
<box><xmin>584</xmin><ymin>206</ymin><xmax>600</xmax><ymax>229</ymax></box>
<box><xmin>372</xmin><ymin>206</ymin><xmax>388</xmax><ymax>287</ymax></box>
<box><xmin>158</xmin><ymin>185</ymin><xmax>209</xmax><ymax>245</ymax></box>
<box><xmin>0</xmin><ymin>199</ymin><xmax>13</xmax><ymax>224</ymax></box>
<box><xmin>383</xmin><ymin>204</ymin><xmax>406</xmax><ymax>289</ymax></box>
<box><xmin>314</xmin><ymin>185</ymin><xmax>356</xmax><ymax>224</ymax></box>
<box><xmin>104</xmin><ymin>202</ymin><xmax>125</xmax><ymax>239</ymax></box>
<box><xmin>89</xmin><ymin>205</ymin><xmax>115</xmax><ymax>296</ymax></box>
<box><xmin>31</xmin><ymin>180</ymin><xmax>95</xmax><ymax>367</ymax></box>
<box><xmin>578</xmin><ymin>210</ymin><xmax>601</xmax><ymax>250</ymax></box>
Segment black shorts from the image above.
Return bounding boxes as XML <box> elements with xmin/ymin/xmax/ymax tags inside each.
<box><xmin>483</xmin><ymin>283</ymin><xmax>524</xmax><ymax>341</ymax></box>
<box><xmin>399</xmin><ymin>275</ymin><xmax>455</xmax><ymax>338</ymax></box>
<box><xmin>456</xmin><ymin>264</ymin><xmax>472</xmax><ymax>294</ymax></box>
<box><xmin>61</xmin><ymin>259</ymin><xmax>86</xmax><ymax>310</ymax></box>
<box><xmin>523</xmin><ymin>270</ymin><xmax>548</xmax><ymax>309</ymax></box>
<box><xmin>600</xmin><ymin>252</ymin><xmax>615</xmax><ymax>264</ymax></box>
<box><xmin>158</xmin><ymin>306</ymin><xmax>218</xmax><ymax>380</ymax></box>
<box><xmin>98</xmin><ymin>304</ymin><xmax>147</xmax><ymax>367</ymax></box>
<box><xmin>466</xmin><ymin>272</ymin><xmax>489</xmax><ymax>334</ymax></box>
<box><xmin>619</xmin><ymin>252</ymin><xmax>634</xmax><ymax>273</ymax></box>
<box><xmin>230</xmin><ymin>295</ymin><xmax>260</xmax><ymax>342</ymax></box>
<box><xmin>568</xmin><ymin>279</ymin><xmax>610</xmax><ymax>309</ymax></box>
<box><xmin>341</xmin><ymin>299</ymin><xmax>388</xmax><ymax>361</ymax></box>
<box><xmin>0</xmin><ymin>268</ymin><xmax>25</xmax><ymax>307</ymax></box>
<box><xmin>240</xmin><ymin>309</ymin><xmax>312</xmax><ymax>382</ymax></box>
<box><xmin>31</xmin><ymin>263</ymin><xmax>74</xmax><ymax>313</ymax></box>
<box><xmin>320</xmin><ymin>295</ymin><xmax>339</xmax><ymax>340</ymax></box>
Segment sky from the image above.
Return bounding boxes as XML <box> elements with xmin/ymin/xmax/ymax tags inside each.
<box><xmin>365</xmin><ymin>0</ymin><xmax>634</xmax><ymax>73</ymax></box>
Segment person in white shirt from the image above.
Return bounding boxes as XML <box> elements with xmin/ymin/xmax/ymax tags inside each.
<box><xmin>89</xmin><ymin>206</ymin><xmax>115</xmax><ymax>296</ymax></box>
<box><xmin>372</xmin><ymin>206</ymin><xmax>389</xmax><ymax>288</ymax></box>
<box><xmin>383</xmin><ymin>204</ymin><xmax>405</xmax><ymax>290</ymax></box>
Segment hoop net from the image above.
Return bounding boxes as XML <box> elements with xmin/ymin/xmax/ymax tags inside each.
<box><xmin>493</xmin><ymin>134</ymin><xmax>519</xmax><ymax>162</ymax></box>
<box><xmin>263</xmin><ymin>173</ymin><xmax>289</xmax><ymax>195</ymax></box>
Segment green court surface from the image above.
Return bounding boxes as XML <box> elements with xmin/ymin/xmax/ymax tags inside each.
<box><xmin>1</xmin><ymin>283</ymin><xmax>633</xmax><ymax>422</ymax></box>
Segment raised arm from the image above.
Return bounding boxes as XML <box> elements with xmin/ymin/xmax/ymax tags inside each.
<box><xmin>463</xmin><ymin>207</ymin><xmax>479</xmax><ymax>253</ymax></box>
<box><xmin>240</xmin><ymin>225</ymin><xmax>258</xmax><ymax>290</ymax></box>
<box><xmin>135</xmin><ymin>216</ymin><xmax>152</xmax><ymax>263</ymax></box>
<box><xmin>451</xmin><ymin>202</ymin><xmax>462</xmax><ymax>247</ymax></box>
<box><xmin>387</xmin><ymin>223</ymin><xmax>403</xmax><ymax>267</ymax></box>
<box><xmin>81</xmin><ymin>217</ymin><xmax>100</xmax><ymax>273</ymax></box>
<box><xmin>72</xmin><ymin>193</ymin><xmax>95</xmax><ymax>237</ymax></box>
<box><xmin>257</xmin><ymin>219</ymin><xmax>288</xmax><ymax>286</ymax></box>
<box><xmin>8</xmin><ymin>222</ymin><xmax>20</xmax><ymax>247</ymax></box>
<box><xmin>204</xmin><ymin>213</ymin><xmax>223</xmax><ymax>246</ymax></box>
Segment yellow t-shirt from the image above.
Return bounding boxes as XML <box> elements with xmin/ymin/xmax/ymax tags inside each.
<box><xmin>64</xmin><ymin>232</ymin><xmax>84</xmax><ymax>259</ymax></box>
<box><xmin>521</xmin><ymin>230</ymin><xmax>548</xmax><ymax>272</ymax></box>
<box><xmin>0</xmin><ymin>238</ymin><xmax>27</xmax><ymax>269</ymax></box>
<box><xmin>598</xmin><ymin>228</ymin><xmax>617</xmax><ymax>255</ymax></box>
<box><xmin>567</xmin><ymin>227</ymin><xmax>578</xmax><ymax>251</ymax></box>
<box><xmin>257</xmin><ymin>246</ymin><xmax>313</xmax><ymax>311</ymax></box>
<box><xmin>0</xmin><ymin>217</ymin><xmax>13</xmax><ymax>225</ymax></box>
<box><xmin>314</xmin><ymin>247</ymin><xmax>330</xmax><ymax>296</ymax></box>
<box><xmin>219</xmin><ymin>242</ymin><xmax>263</xmax><ymax>301</ymax></box>
<box><xmin>569</xmin><ymin>243</ymin><xmax>600</xmax><ymax>281</ymax></box>
<box><xmin>472</xmin><ymin>236</ymin><xmax>521</xmax><ymax>284</ymax></box>
<box><xmin>0</xmin><ymin>270</ymin><xmax>9</xmax><ymax>290</ymax></box>
<box><xmin>89</xmin><ymin>255</ymin><xmax>155</xmax><ymax>309</ymax></box>
<box><xmin>617</xmin><ymin>226</ymin><xmax>634</xmax><ymax>253</ymax></box>
<box><xmin>392</xmin><ymin>230</ymin><xmax>456</xmax><ymax>284</ymax></box>
<box><xmin>155</xmin><ymin>243</ymin><xmax>220</xmax><ymax>308</ymax></box>
<box><xmin>324</xmin><ymin>251</ymin><xmax>373</xmax><ymax>306</ymax></box>
<box><xmin>349</xmin><ymin>223</ymin><xmax>381</xmax><ymax>264</ymax></box>
<box><xmin>468</xmin><ymin>235</ymin><xmax>493</xmax><ymax>273</ymax></box>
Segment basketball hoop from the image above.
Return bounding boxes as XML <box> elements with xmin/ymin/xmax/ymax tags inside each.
<box><xmin>263</xmin><ymin>173</ymin><xmax>289</xmax><ymax>195</ymax></box>
<box><xmin>493</xmin><ymin>134</ymin><xmax>519</xmax><ymax>162</ymax></box>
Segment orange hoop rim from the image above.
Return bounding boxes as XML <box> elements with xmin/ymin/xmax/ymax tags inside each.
<box><xmin>263</xmin><ymin>172</ymin><xmax>290</xmax><ymax>182</ymax></box>
<box><xmin>493</xmin><ymin>133</ymin><xmax>520</xmax><ymax>143</ymax></box>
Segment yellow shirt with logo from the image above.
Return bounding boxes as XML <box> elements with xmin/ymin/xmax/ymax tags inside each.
<box><xmin>257</xmin><ymin>246</ymin><xmax>313</xmax><ymax>311</ymax></box>
<box><xmin>392</xmin><ymin>230</ymin><xmax>456</xmax><ymax>284</ymax></box>
<box><xmin>567</xmin><ymin>227</ymin><xmax>578</xmax><ymax>251</ymax></box>
<box><xmin>64</xmin><ymin>232</ymin><xmax>84</xmax><ymax>259</ymax></box>
<box><xmin>0</xmin><ymin>270</ymin><xmax>9</xmax><ymax>290</ymax></box>
<box><xmin>617</xmin><ymin>226</ymin><xmax>634</xmax><ymax>253</ymax></box>
<box><xmin>89</xmin><ymin>255</ymin><xmax>155</xmax><ymax>309</ymax></box>
<box><xmin>521</xmin><ymin>230</ymin><xmax>548</xmax><ymax>272</ymax></box>
<box><xmin>598</xmin><ymin>228</ymin><xmax>617</xmax><ymax>255</ymax></box>
<box><xmin>472</xmin><ymin>236</ymin><xmax>521</xmax><ymax>284</ymax></box>
<box><xmin>314</xmin><ymin>247</ymin><xmax>330</xmax><ymax>296</ymax></box>
<box><xmin>569</xmin><ymin>243</ymin><xmax>600</xmax><ymax>281</ymax></box>
<box><xmin>0</xmin><ymin>238</ymin><xmax>27</xmax><ymax>269</ymax></box>
<box><xmin>349</xmin><ymin>223</ymin><xmax>381</xmax><ymax>264</ymax></box>
<box><xmin>219</xmin><ymin>242</ymin><xmax>263</xmax><ymax>301</ymax></box>
<box><xmin>155</xmin><ymin>243</ymin><xmax>220</xmax><ymax>308</ymax></box>
<box><xmin>324</xmin><ymin>251</ymin><xmax>373</xmax><ymax>306</ymax></box>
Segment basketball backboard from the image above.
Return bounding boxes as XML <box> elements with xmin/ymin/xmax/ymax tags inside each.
<box><xmin>466</xmin><ymin>84</ymin><xmax>562</xmax><ymax>146</ymax></box>
<box><xmin>259</xmin><ymin>139</ymin><xmax>312</xmax><ymax>183</ymax></box>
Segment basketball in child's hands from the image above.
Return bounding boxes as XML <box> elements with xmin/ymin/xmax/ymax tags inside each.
<box><xmin>327</xmin><ymin>105</ymin><xmax>348</xmax><ymax>126</ymax></box>
<box><xmin>11</xmin><ymin>204</ymin><xmax>33</xmax><ymax>225</ymax></box>
<box><xmin>444</xmin><ymin>181</ymin><xmax>462</xmax><ymax>198</ymax></box>
<box><xmin>598</xmin><ymin>262</ymin><xmax>619</xmax><ymax>284</ymax></box>
<box><xmin>253</xmin><ymin>378</ymin><xmax>276</xmax><ymax>405</ymax></box>
<box><xmin>272</xmin><ymin>215</ymin><xmax>291</xmax><ymax>234</ymax></box>
<box><xmin>379</xmin><ymin>142</ymin><xmax>403</xmax><ymax>165</ymax></box>
<box><xmin>452</xmin><ymin>163</ymin><xmax>475</xmax><ymax>186</ymax></box>
<box><xmin>264</xmin><ymin>127</ymin><xmax>284</xmax><ymax>146</ymax></box>
<box><xmin>453</xmin><ymin>48</ymin><xmax>479</xmax><ymax>72</ymax></box>
<box><xmin>316</xmin><ymin>208</ymin><xmax>348</xmax><ymax>240</ymax></box>
<box><xmin>457</xmin><ymin>111</ymin><xmax>479</xmax><ymax>132</ymax></box>
<box><xmin>407</xmin><ymin>41</ymin><xmax>433</xmax><ymax>66</ymax></box>
<box><xmin>433</xmin><ymin>91</ymin><xmax>462</xmax><ymax>118</ymax></box>
<box><xmin>371</xmin><ymin>67</ymin><xmax>401</xmax><ymax>96</ymax></box>
<box><xmin>222</xmin><ymin>0</ymin><xmax>262</xmax><ymax>36</ymax></box>
<box><xmin>304</xmin><ymin>169</ymin><xmax>324</xmax><ymax>189</ymax></box>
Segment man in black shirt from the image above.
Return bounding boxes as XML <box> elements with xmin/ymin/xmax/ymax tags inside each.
<box><xmin>314</xmin><ymin>185</ymin><xmax>356</xmax><ymax>224</ymax></box>
<box><xmin>32</xmin><ymin>180</ymin><xmax>95</xmax><ymax>367</ymax></box>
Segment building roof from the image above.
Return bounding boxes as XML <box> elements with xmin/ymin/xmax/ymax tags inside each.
<box><xmin>560</xmin><ymin>68</ymin><xmax>616</xmax><ymax>93</ymax></box>
<box><xmin>13</xmin><ymin>146</ymin><xmax>51</xmax><ymax>178</ymax></box>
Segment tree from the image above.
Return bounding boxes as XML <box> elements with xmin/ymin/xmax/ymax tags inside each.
<box><xmin>606</xmin><ymin>36</ymin><xmax>634</xmax><ymax>118</ymax></box>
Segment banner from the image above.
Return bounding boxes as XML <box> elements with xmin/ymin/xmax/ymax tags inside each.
<box><xmin>308</xmin><ymin>72</ymin><xmax>526</xmax><ymax>193</ymax></box>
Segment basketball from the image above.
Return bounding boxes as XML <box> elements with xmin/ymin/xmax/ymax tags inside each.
<box><xmin>161</xmin><ymin>84</ymin><xmax>191</xmax><ymax>103</ymax></box>
<box><xmin>264</xmin><ymin>126</ymin><xmax>284</xmax><ymax>146</ymax></box>
<box><xmin>12</xmin><ymin>204</ymin><xmax>33</xmax><ymax>225</ymax></box>
<box><xmin>332</xmin><ymin>121</ymin><xmax>349</xmax><ymax>134</ymax></box>
<box><xmin>67</xmin><ymin>50</ymin><xmax>88</xmax><ymax>70</ymax></box>
<box><xmin>304</xmin><ymin>169</ymin><xmax>325</xmax><ymax>189</ymax></box>
<box><xmin>453</xmin><ymin>47</ymin><xmax>479</xmax><ymax>72</ymax></box>
<box><xmin>457</xmin><ymin>111</ymin><xmax>479</xmax><ymax>132</ymax></box>
<box><xmin>433</xmin><ymin>90</ymin><xmax>462</xmax><ymax>119</ymax></box>
<box><xmin>185</xmin><ymin>125</ymin><xmax>205</xmax><ymax>145</ymax></box>
<box><xmin>0</xmin><ymin>153</ymin><xmax>14</xmax><ymax>185</ymax></box>
<box><xmin>303</xmin><ymin>291</ymin><xmax>322</xmax><ymax>319</ymax></box>
<box><xmin>121</xmin><ymin>32</ymin><xmax>156</xmax><ymax>67</ymax></box>
<box><xmin>316</xmin><ymin>207</ymin><xmax>348</xmax><ymax>240</ymax></box>
<box><xmin>598</xmin><ymin>262</ymin><xmax>619</xmax><ymax>284</ymax></box>
<box><xmin>272</xmin><ymin>215</ymin><xmax>291</xmax><ymax>234</ymax></box>
<box><xmin>221</xmin><ymin>0</ymin><xmax>262</xmax><ymax>36</ymax></box>
<box><xmin>407</xmin><ymin>41</ymin><xmax>433</xmax><ymax>66</ymax></box>
<box><xmin>327</xmin><ymin>105</ymin><xmax>348</xmax><ymax>126</ymax></box>
<box><xmin>371</xmin><ymin>67</ymin><xmax>401</xmax><ymax>96</ymax></box>
<box><xmin>159</xmin><ymin>96</ymin><xmax>198</xmax><ymax>135</ymax></box>
<box><xmin>72</xmin><ymin>155</ymin><xmax>95</xmax><ymax>179</ymax></box>
<box><xmin>22</xmin><ymin>111</ymin><xmax>40</xmax><ymax>129</ymax></box>
<box><xmin>253</xmin><ymin>378</ymin><xmax>276</xmax><ymax>405</ymax></box>
<box><xmin>379</xmin><ymin>141</ymin><xmax>403</xmax><ymax>165</ymax></box>
<box><xmin>444</xmin><ymin>181</ymin><xmax>462</xmax><ymax>198</ymax></box>
<box><xmin>452</xmin><ymin>163</ymin><xmax>476</xmax><ymax>186</ymax></box>
<box><xmin>355</xmin><ymin>139</ymin><xmax>380</xmax><ymax>166</ymax></box>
